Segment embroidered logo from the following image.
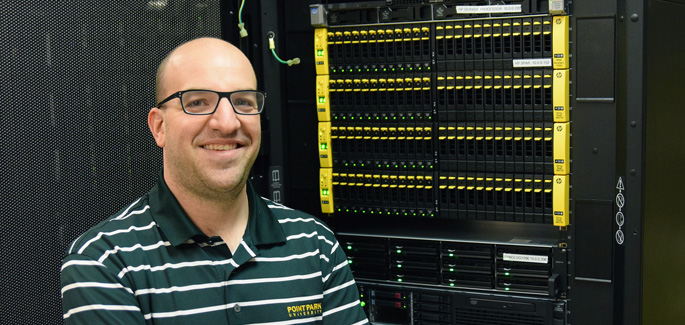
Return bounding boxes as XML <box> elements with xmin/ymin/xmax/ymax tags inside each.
<box><xmin>287</xmin><ymin>303</ymin><xmax>323</xmax><ymax>318</ymax></box>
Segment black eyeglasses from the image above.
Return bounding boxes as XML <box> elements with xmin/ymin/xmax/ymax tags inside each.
<box><xmin>157</xmin><ymin>89</ymin><xmax>266</xmax><ymax>115</ymax></box>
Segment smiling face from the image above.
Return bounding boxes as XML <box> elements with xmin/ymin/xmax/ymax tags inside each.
<box><xmin>148</xmin><ymin>38</ymin><xmax>261</xmax><ymax>201</ymax></box>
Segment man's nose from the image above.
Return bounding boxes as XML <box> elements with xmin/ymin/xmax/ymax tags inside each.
<box><xmin>208</xmin><ymin>97</ymin><xmax>241</xmax><ymax>132</ymax></box>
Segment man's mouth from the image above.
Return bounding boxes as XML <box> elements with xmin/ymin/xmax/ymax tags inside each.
<box><xmin>203</xmin><ymin>144</ymin><xmax>239</xmax><ymax>151</ymax></box>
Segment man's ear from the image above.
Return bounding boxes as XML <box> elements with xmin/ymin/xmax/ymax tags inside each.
<box><xmin>148</xmin><ymin>107</ymin><xmax>166</xmax><ymax>148</ymax></box>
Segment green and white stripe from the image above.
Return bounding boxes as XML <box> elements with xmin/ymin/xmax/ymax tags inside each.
<box><xmin>61</xmin><ymin>178</ymin><xmax>368</xmax><ymax>324</ymax></box>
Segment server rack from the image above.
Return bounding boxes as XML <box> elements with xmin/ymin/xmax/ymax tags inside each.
<box><xmin>264</xmin><ymin>0</ymin><xmax>685</xmax><ymax>324</ymax></box>
<box><xmin>309</xmin><ymin>2</ymin><xmax>570</xmax><ymax>324</ymax></box>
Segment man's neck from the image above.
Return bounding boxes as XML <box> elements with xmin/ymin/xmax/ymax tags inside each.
<box><xmin>166</xmin><ymin>178</ymin><xmax>250</xmax><ymax>253</ymax></box>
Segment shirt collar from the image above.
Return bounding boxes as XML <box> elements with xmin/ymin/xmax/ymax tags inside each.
<box><xmin>149</xmin><ymin>171</ymin><xmax>286</xmax><ymax>247</ymax></box>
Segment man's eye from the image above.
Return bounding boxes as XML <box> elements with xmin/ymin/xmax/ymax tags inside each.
<box><xmin>184</xmin><ymin>97</ymin><xmax>212</xmax><ymax>108</ymax></box>
<box><xmin>233</xmin><ymin>99</ymin><xmax>254</xmax><ymax>107</ymax></box>
<box><xmin>187</xmin><ymin>99</ymin><xmax>205</xmax><ymax>107</ymax></box>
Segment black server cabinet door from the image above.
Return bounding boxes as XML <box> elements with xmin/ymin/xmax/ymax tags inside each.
<box><xmin>1</xmin><ymin>1</ymin><xmax>222</xmax><ymax>323</ymax></box>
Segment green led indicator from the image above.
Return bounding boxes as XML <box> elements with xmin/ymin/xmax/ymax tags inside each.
<box><xmin>321</xmin><ymin>189</ymin><xmax>329</xmax><ymax>196</ymax></box>
<box><xmin>449</xmin><ymin>253</ymin><xmax>454</xmax><ymax>257</ymax></box>
<box><xmin>360</xmin><ymin>301</ymin><xmax>366</xmax><ymax>307</ymax></box>
<box><xmin>450</xmin><ymin>283</ymin><xmax>455</xmax><ymax>287</ymax></box>
<box><xmin>347</xmin><ymin>245</ymin><xmax>352</xmax><ymax>250</ymax></box>
<box><xmin>450</xmin><ymin>268</ymin><xmax>454</xmax><ymax>272</ymax></box>
<box><xmin>505</xmin><ymin>272</ymin><xmax>510</xmax><ymax>276</ymax></box>
<box><xmin>505</xmin><ymin>287</ymin><xmax>510</xmax><ymax>291</ymax></box>
<box><xmin>317</xmin><ymin>50</ymin><xmax>324</xmax><ymax>56</ymax></box>
<box><xmin>396</xmin><ymin>249</ymin><xmax>402</xmax><ymax>254</ymax></box>
<box><xmin>397</xmin><ymin>278</ymin><xmax>403</xmax><ymax>282</ymax></box>
<box><xmin>397</xmin><ymin>264</ymin><xmax>402</xmax><ymax>268</ymax></box>
<box><xmin>319</xmin><ymin>97</ymin><xmax>326</xmax><ymax>103</ymax></box>
<box><xmin>348</xmin><ymin>260</ymin><xmax>353</xmax><ymax>264</ymax></box>
<box><xmin>375</xmin><ymin>68</ymin><xmax>378</xmax><ymax>72</ymax></box>
<box><xmin>320</xmin><ymin>143</ymin><xmax>327</xmax><ymax>150</ymax></box>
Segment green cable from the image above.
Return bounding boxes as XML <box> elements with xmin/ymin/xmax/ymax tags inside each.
<box><xmin>269</xmin><ymin>33</ymin><xmax>300</xmax><ymax>65</ymax></box>
<box><xmin>239</xmin><ymin>0</ymin><xmax>245</xmax><ymax>25</ymax></box>
<box><xmin>238</xmin><ymin>0</ymin><xmax>247</xmax><ymax>37</ymax></box>
<box><xmin>271</xmin><ymin>48</ymin><xmax>288</xmax><ymax>64</ymax></box>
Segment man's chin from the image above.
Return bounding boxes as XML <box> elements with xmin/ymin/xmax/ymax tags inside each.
<box><xmin>205</xmin><ymin>175</ymin><xmax>248</xmax><ymax>195</ymax></box>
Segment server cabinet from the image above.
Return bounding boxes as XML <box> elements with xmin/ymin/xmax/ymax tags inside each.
<box><xmin>267</xmin><ymin>0</ymin><xmax>685</xmax><ymax>324</ymax></box>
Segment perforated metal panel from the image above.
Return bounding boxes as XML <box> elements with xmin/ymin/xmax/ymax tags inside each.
<box><xmin>0</xmin><ymin>1</ymin><xmax>221</xmax><ymax>323</ymax></box>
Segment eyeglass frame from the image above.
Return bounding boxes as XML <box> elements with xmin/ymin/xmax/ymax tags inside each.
<box><xmin>156</xmin><ymin>89</ymin><xmax>267</xmax><ymax>115</ymax></box>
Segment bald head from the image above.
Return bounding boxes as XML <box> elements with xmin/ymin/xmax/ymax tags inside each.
<box><xmin>155</xmin><ymin>37</ymin><xmax>256</xmax><ymax>105</ymax></box>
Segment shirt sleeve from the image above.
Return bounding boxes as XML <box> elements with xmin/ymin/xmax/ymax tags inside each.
<box><xmin>320</xmin><ymin>236</ymin><xmax>369</xmax><ymax>324</ymax></box>
<box><xmin>61</xmin><ymin>253</ymin><xmax>147</xmax><ymax>324</ymax></box>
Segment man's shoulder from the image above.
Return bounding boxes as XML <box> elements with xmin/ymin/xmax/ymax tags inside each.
<box><xmin>65</xmin><ymin>194</ymin><xmax>157</xmax><ymax>258</ymax></box>
<box><xmin>259</xmin><ymin>197</ymin><xmax>334</xmax><ymax>235</ymax></box>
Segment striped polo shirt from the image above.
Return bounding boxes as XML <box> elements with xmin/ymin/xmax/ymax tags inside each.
<box><xmin>61</xmin><ymin>174</ymin><xmax>368</xmax><ymax>324</ymax></box>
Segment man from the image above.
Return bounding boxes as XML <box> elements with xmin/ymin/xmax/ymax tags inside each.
<box><xmin>61</xmin><ymin>37</ymin><xmax>368</xmax><ymax>324</ymax></box>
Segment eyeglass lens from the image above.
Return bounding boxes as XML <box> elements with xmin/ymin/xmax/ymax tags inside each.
<box><xmin>181</xmin><ymin>91</ymin><xmax>263</xmax><ymax>115</ymax></box>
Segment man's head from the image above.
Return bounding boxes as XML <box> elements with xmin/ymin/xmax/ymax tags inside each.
<box><xmin>148</xmin><ymin>37</ymin><xmax>262</xmax><ymax>201</ymax></box>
